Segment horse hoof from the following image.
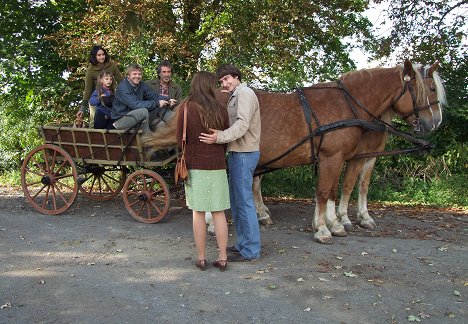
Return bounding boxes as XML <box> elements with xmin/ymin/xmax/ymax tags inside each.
<box><xmin>331</xmin><ymin>229</ymin><xmax>348</xmax><ymax>237</ymax></box>
<box><xmin>360</xmin><ymin>222</ymin><xmax>376</xmax><ymax>230</ymax></box>
<box><xmin>329</xmin><ymin>223</ymin><xmax>347</xmax><ymax>237</ymax></box>
<box><xmin>314</xmin><ymin>235</ymin><xmax>334</xmax><ymax>244</ymax></box>
<box><xmin>207</xmin><ymin>225</ymin><xmax>215</xmax><ymax>236</ymax></box>
<box><xmin>258</xmin><ymin>217</ymin><xmax>273</xmax><ymax>225</ymax></box>
<box><xmin>343</xmin><ymin>223</ymin><xmax>354</xmax><ymax>232</ymax></box>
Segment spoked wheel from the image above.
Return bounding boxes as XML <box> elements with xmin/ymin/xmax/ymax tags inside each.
<box><xmin>21</xmin><ymin>144</ymin><xmax>78</xmax><ymax>215</ymax></box>
<box><xmin>122</xmin><ymin>170</ymin><xmax>170</xmax><ymax>223</ymax></box>
<box><xmin>77</xmin><ymin>164</ymin><xmax>127</xmax><ymax>201</ymax></box>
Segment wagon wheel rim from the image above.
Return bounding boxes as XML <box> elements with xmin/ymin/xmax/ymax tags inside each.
<box><xmin>122</xmin><ymin>170</ymin><xmax>170</xmax><ymax>223</ymax></box>
<box><xmin>21</xmin><ymin>144</ymin><xmax>78</xmax><ymax>215</ymax></box>
<box><xmin>77</xmin><ymin>164</ymin><xmax>127</xmax><ymax>201</ymax></box>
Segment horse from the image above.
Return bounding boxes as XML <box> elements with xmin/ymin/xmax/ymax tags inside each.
<box><xmin>247</xmin><ymin>111</ymin><xmax>395</xmax><ymax>232</ymax></box>
<box><xmin>145</xmin><ymin>59</ymin><xmax>445</xmax><ymax>244</ymax></box>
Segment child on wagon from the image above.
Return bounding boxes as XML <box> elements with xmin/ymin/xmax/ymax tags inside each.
<box><xmin>89</xmin><ymin>71</ymin><xmax>115</xmax><ymax>129</ymax></box>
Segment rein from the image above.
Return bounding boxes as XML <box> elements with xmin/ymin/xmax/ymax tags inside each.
<box><xmin>352</xmin><ymin>127</ymin><xmax>433</xmax><ymax>159</ymax></box>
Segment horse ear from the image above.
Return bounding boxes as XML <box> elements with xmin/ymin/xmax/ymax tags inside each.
<box><xmin>403</xmin><ymin>59</ymin><xmax>415</xmax><ymax>79</ymax></box>
<box><xmin>428</xmin><ymin>60</ymin><xmax>440</xmax><ymax>76</ymax></box>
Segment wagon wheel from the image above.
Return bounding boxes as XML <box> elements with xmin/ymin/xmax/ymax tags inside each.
<box><xmin>122</xmin><ymin>170</ymin><xmax>170</xmax><ymax>223</ymax></box>
<box><xmin>21</xmin><ymin>144</ymin><xmax>78</xmax><ymax>215</ymax></box>
<box><xmin>77</xmin><ymin>164</ymin><xmax>127</xmax><ymax>201</ymax></box>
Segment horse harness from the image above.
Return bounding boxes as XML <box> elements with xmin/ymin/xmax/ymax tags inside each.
<box><xmin>390</xmin><ymin>71</ymin><xmax>441</xmax><ymax>132</ymax></box>
<box><xmin>255</xmin><ymin>75</ymin><xmax>436</xmax><ymax>177</ymax></box>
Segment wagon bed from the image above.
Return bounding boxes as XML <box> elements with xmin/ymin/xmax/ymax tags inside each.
<box><xmin>21</xmin><ymin>125</ymin><xmax>177</xmax><ymax>223</ymax></box>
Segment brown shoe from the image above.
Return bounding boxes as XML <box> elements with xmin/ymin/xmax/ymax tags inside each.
<box><xmin>195</xmin><ymin>259</ymin><xmax>207</xmax><ymax>271</ymax></box>
<box><xmin>213</xmin><ymin>260</ymin><xmax>227</xmax><ymax>272</ymax></box>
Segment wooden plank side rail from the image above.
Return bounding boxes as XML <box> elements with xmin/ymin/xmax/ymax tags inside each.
<box><xmin>39</xmin><ymin>125</ymin><xmax>145</xmax><ymax>166</ymax></box>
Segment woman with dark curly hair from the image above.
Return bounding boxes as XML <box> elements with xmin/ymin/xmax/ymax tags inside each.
<box><xmin>76</xmin><ymin>45</ymin><xmax>123</xmax><ymax>127</ymax></box>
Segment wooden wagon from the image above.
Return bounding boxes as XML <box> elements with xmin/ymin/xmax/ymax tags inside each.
<box><xmin>20</xmin><ymin>125</ymin><xmax>177</xmax><ymax>223</ymax></box>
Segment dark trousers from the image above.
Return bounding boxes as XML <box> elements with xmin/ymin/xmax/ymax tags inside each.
<box><xmin>94</xmin><ymin>110</ymin><xmax>115</xmax><ymax>130</ymax></box>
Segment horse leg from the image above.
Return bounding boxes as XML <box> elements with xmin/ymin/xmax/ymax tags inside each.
<box><xmin>337</xmin><ymin>158</ymin><xmax>366</xmax><ymax>232</ymax></box>
<box><xmin>356</xmin><ymin>157</ymin><xmax>377</xmax><ymax>230</ymax></box>
<box><xmin>327</xmin><ymin>174</ymin><xmax>347</xmax><ymax>237</ymax></box>
<box><xmin>205</xmin><ymin>212</ymin><xmax>215</xmax><ymax>235</ymax></box>
<box><xmin>253</xmin><ymin>175</ymin><xmax>273</xmax><ymax>225</ymax></box>
<box><xmin>313</xmin><ymin>156</ymin><xmax>346</xmax><ymax>243</ymax></box>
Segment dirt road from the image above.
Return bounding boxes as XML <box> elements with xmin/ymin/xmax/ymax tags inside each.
<box><xmin>1</xmin><ymin>187</ymin><xmax>466</xmax><ymax>323</ymax></box>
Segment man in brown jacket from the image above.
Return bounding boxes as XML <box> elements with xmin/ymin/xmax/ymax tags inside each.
<box><xmin>146</xmin><ymin>60</ymin><xmax>183</xmax><ymax>100</ymax></box>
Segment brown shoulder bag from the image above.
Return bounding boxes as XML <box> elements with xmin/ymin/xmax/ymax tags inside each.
<box><xmin>174</xmin><ymin>102</ymin><xmax>188</xmax><ymax>184</ymax></box>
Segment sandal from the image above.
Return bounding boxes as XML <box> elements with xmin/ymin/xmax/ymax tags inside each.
<box><xmin>195</xmin><ymin>259</ymin><xmax>207</xmax><ymax>271</ymax></box>
<box><xmin>213</xmin><ymin>259</ymin><xmax>227</xmax><ymax>272</ymax></box>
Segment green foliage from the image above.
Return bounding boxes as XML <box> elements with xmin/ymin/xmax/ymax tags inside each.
<box><xmin>261</xmin><ymin>166</ymin><xmax>315</xmax><ymax>198</ymax></box>
<box><xmin>370</xmin><ymin>0</ymin><xmax>466</xmax><ymax>64</ymax></box>
<box><xmin>260</xmin><ymin>147</ymin><xmax>467</xmax><ymax>208</ymax></box>
<box><xmin>50</xmin><ymin>0</ymin><xmax>375</xmax><ymax>87</ymax></box>
<box><xmin>0</xmin><ymin>0</ymin><xmax>85</xmax><ymax>170</ymax></box>
<box><xmin>0</xmin><ymin>169</ymin><xmax>22</xmax><ymax>187</ymax></box>
<box><xmin>368</xmin><ymin>173</ymin><xmax>467</xmax><ymax>208</ymax></box>
<box><xmin>0</xmin><ymin>82</ymin><xmax>73</xmax><ymax>170</ymax></box>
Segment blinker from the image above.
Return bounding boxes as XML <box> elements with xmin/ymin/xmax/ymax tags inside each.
<box><xmin>412</xmin><ymin>119</ymin><xmax>421</xmax><ymax>132</ymax></box>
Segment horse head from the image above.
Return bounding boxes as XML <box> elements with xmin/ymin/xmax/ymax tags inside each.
<box><xmin>392</xmin><ymin>59</ymin><xmax>446</xmax><ymax>136</ymax></box>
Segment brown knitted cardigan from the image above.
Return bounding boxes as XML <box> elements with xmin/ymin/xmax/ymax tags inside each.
<box><xmin>176</xmin><ymin>100</ymin><xmax>229</xmax><ymax>170</ymax></box>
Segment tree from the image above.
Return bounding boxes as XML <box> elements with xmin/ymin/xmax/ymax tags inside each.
<box><xmin>50</xmin><ymin>0</ymin><xmax>375</xmax><ymax>90</ymax></box>
<box><xmin>0</xmin><ymin>0</ymin><xmax>88</xmax><ymax>169</ymax></box>
<box><xmin>364</xmin><ymin>0</ymin><xmax>467</xmax><ymax>201</ymax></box>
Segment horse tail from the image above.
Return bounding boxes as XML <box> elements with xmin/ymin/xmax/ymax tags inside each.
<box><xmin>142</xmin><ymin>112</ymin><xmax>178</xmax><ymax>153</ymax></box>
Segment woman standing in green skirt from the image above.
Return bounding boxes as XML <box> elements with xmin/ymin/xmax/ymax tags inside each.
<box><xmin>176</xmin><ymin>71</ymin><xmax>230</xmax><ymax>271</ymax></box>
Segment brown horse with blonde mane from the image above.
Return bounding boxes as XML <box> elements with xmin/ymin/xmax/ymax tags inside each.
<box><xmin>145</xmin><ymin>59</ymin><xmax>445</xmax><ymax>244</ymax></box>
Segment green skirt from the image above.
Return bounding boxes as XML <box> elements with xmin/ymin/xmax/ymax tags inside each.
<box><xmin>184</xmin><ymin>169</ymin><xmax>230</xmax><ymax>212</ymax></box>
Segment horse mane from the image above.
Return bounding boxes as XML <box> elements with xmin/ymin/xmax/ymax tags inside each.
<box><xmin>411</xmin><ymin>63</ymin><xmax>447</xmax><ymax>109</ymax></box>
<box><xmin>428</xmin><ymin>67</ymin><xmax>447</xmax><ymax>106</ymax></box>
<box><xmin>339</xmin><ymin>67</ymin><xmax>384</xmax><ymax>83</ymax></box>
<box><xmin>340</xmin><ymin>63</ymin><xmax>446</xmax><ymax>108</ymax></box>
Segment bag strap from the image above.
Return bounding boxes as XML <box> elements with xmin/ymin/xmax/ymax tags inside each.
<box><xmin>181</xmin><ymin>102</ymin><xmax>187</xmax><ymax>152</ymax></box>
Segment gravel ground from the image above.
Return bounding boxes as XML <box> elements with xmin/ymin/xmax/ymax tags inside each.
<box><xmin>1</xmin><ymin>187</ymin><xmax>467</xmax><ymax>324</ymax></box>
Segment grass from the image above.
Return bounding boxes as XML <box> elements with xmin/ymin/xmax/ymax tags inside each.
<box><xmin>260</xmin><ymin>166</ymin><xmax>467</xmax><ymax>209</ymax></box>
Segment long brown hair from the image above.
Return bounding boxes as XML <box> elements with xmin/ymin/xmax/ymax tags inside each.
<box><xmin>186</xmin><ymin>71</ymin><xmax>225</xmax><ymax>130</ymax></box>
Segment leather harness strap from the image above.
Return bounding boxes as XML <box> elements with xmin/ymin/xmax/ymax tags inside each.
<box><xmin>254</xmin><ymin>79</ymin><xmax>434</xmax><ymax>177</ymax></box>
<box><xmin>296</xmin><ymin>87</ymin><xmax>320</xmax><ymax>165</ymax></box>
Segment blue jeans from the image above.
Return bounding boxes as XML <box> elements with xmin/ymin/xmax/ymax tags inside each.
<box><xmin>228</xmin><ymin>151</ymin><xmax>261</xmax><ymax>259</ymax></box>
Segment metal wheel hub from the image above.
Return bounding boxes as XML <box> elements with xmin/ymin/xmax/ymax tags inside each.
<box><xmin>138</xmin><ymin>192</ymin><xmax>150</xmax><ymax>202</ymax></box>
<box><xmin>41</xmin><ymin>175</ymin><xmax>53</xmax><ymax>185</ymax></box>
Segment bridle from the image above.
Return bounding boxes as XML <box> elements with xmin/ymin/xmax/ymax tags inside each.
<box><xmin>390</xmin><ymin>70</ymin><xmax>441</xmax><ymax>132</ymax></box>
